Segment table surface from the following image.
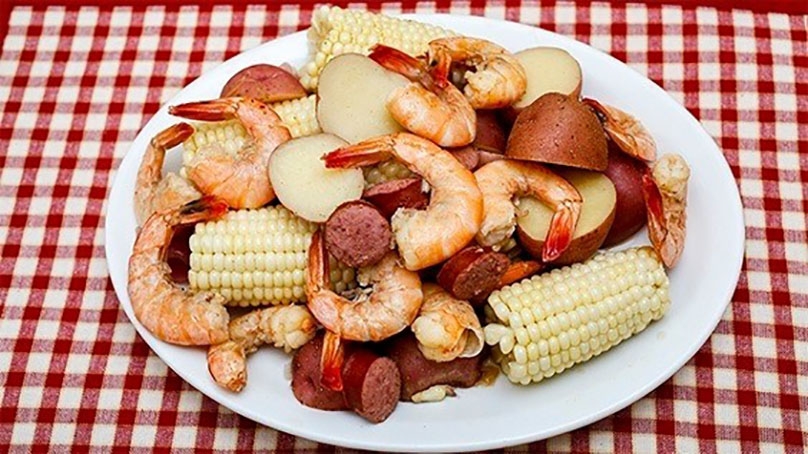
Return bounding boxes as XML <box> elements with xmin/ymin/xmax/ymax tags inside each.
<box><xmin>1</xmin><ymin>1</ymin><xmax>806</xmax><ymax>452</ymax></box>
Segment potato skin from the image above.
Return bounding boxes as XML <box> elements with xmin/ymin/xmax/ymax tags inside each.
<box><xmin>221</xmin><ymin>64</ymin><xmax>307</xmax><ymax>103</ymax></box>
<box><xmin>506</xmin><ymin>93</ymin><xmax>608</xmax><ymax>171</ymax></box>
<box><xmin>602</xmin><ymin>146</ymin><xmax>648</xmax><ymax>246</ymax></box>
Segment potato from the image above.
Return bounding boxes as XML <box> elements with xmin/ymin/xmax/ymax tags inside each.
<box><xmin>269</xmin><ymin>134</ymin><xmax>364</xmax><ymax>222</ymax></box>
<box><xmin>506</xmin><ymin>93</ymin><xmax>608</xmax><ymax>171</ymax></box>
<box><xmin>221</xmin><ymin>64</ymin><xmax>307</xmax><ymax>103</ymax></box>
<box><xmin>317</xmin><ymin>54</ymin><xmax>409</xmax><ymax>144</ymax></box>
<box><xmin>474</xmin><ymin>110</ymin><xmax>507</xmax><ymax>153</ymax></box>
<box><xmin>517</xmin><ymin>169</ymin><xmax>616</xmax><ymax>265</ymax></box>
<box><xmin>602</xmin><ymin>146</ymin><xmax>648</xmax><ymax>246</ymax></box>
<box><xmin>513</xmin><ymin>47</ymin><xmax>583</xmax><ymax>110</ymax></box>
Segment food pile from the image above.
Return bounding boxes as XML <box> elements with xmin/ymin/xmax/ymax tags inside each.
<box><xmin>126</xmin><ymin>5</ymin><xmax>691</xmax><ymax>423</ymax></box>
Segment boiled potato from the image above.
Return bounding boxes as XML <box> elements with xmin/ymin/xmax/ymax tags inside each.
<box><xmin>602</xmin><ymin>147</ymin><xmax>648</xmax><ymax>246</ymax></box>
<box><xmin>513</xmin><ymin>47</ymin><xmax>583</xmax><ymax>110</ymax></box>
<box><xmin>221</xmin><ymin>64</ymin><xmax>307</xmax><ymax>103</ymax></box>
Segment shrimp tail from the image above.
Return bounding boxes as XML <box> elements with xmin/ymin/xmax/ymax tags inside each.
<box><xmin>322</xmin><ymin>138</ymin><xmax>392</xmax><ymax>169</ymax></box>
<box><xmin>320</xmin><ymin>331</ymin><xmax>345</xmax><ymax>391</ymax></box>
<box><xmin>178</xmin><ymin>195</ymin><xmax>229</xmax><ymax>223</ymax></box>
<box><xmin>642</xmin><ymin>169</ymin><xmax>666</xmax><ymax>249</ymax></box>
<box><xmin>369</xmin><ymin>44</ymin><xmax>424</xmax><ymax>80</ymax></box>
<box><xmin>427</xmin><ymin>47</ymin><xmax>453</xmax><ymax>89</ymax></box>
<box><xmin>542</xmin><ymin>201</ymin><xmax>579</xmax><ymax>262</ymax></box>
<box><xmin>153</xmin><ymin>122</ymin><xmax>195</xmax><ymax>149</ymax></box>
<box><xmin>169</xmin><ymin>98</ymin><xmax>240</xmax><ymax>122</ymax></box>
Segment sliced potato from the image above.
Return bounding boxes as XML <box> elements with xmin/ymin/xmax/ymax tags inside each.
<box><xmin>221</xmin><ymin>64</ymin><xmax>307</xmax><ymax>103</ymax></box>
<box><xmin>513</xmin><ymin>47</ymin><xmax>583</xmax><ymax>110</ymax></box>
<box><xmin>517</xmin><ymin>169</ymin><xmax>616</xmax><ymax>265</ymax></box>
<box><xmin>317</xmin><ymin>54</ymin><xmax>409</xmax><ymax>144</ymax></box>
<box><xmin>269</xmin><ymin>134</ymin><xmax>364</xmax><ymax>222</ymax></box>
<box><xmin>506</xmin><ymin>93</ymin><xmax>608</xmax><ymax>171</ymax></box>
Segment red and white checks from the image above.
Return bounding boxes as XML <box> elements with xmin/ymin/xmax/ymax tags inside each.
<box><xmin>0</xmin><ymin>1</ymin><xmax>805</xmax><ymax>452</ymax></box>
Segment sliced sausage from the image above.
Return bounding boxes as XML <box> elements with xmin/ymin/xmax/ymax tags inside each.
<box><xmin>342</xmin><ymin>348</ymin><xmax>401</xmax><ymax>423</ymax></box>
<box><xmin>385</xmin><ymin>333</ymin><xmax>483</xmax><ymax>401</ymax></box>
<box><xmin>436</xmin><ymin>246</ymin><xmax>510</xmax><ymax>301</ymax></box>
<box><xmin>291</xmin><ymin>334</ymin><xmax>349</xmax><ymax>411</ymax></box>
<box><xmin>449</xmin><ymin>146</ymin><xmax>480</xmax><ymax>171</ymax></box>
<box><xmin>363</xmin><ymin>178</ymin><xmax>428</xmax><ymax>218</ymax></box>
<box><xmin>324</xmin><ymin>200</ymin><xmax>391</xmax><ymax>268</ymax></box>
<box><xmin>498</xmin><ymin>260</ymin><xmax>544</xmax><ymax>287</ymax></box>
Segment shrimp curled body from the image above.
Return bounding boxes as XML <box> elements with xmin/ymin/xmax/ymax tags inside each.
<box><xmin>169</xmin><ymin>97</ymin><xmax>291</xmax><ymax>208</ymax></box>
<box><xmin>128</xmin><ymin>197</ymin><xmax>230</xmax><ymax>345</ymax></box>
<box><xmin>474</xmin><ymin>160</ymin><xmax>582</xmax><ymax>262</ymax></box>
<box><xmin>411</xmin><ymin>284</ymin><xmax>484</xmax><ymax>362</ymax></box>
<box><xmin>643</xmin><ymin>154</ymin><xmax>689</xmax><ymax>268</ymax></box>
<box><xmin>134</xmin><ymin>123</ymin><xmax>202</xmax><ymax>226</ymax></box>
<box><xmin>428</xmin><ymin>37</ymin><xmax>527</xmax><ymax>109</ymax></box>
<box><xmin>323</xmin><ymin>132</ymin><xmax>483</xmax><ymax>271</ymax></box>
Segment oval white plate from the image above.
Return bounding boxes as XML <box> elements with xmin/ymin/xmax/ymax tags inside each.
<box><xmin>105</xmin><ymin>14</ymin><xmax>744</xmax><ymax>452</ymax></box>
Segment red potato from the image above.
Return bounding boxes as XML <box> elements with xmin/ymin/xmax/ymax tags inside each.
<box><xmin>342</xmin><ymin>348</ymin><xmax>401</xmax><ymax>423</ymax></box>
<box><xmin>386</xmin><ymin>333</ymin><xmax>483</xmax><ymax>401</ymax></box>
<box><xmin>473</xmin><ymin>110</ymin><xmax>507</xmax><ymax>153</ymax></box>
<box><xmin>512</xmin><ymin>47</ymin><xmax>583</xmax><ymax>110</ymax></box>
<box><xmin>221</xmin><ymin>64</ymin><xmax>307</xmax><ymax>103</ymax></box>
<box><xmin>450</xmin><ymin>146</ymin><xmax>480</xmax><ymax>171</ymax></box>
<box><xmin>363</xmin><ymin>178</ymin><xmax>428</xmax><ymax>218</ymax></box>
<box><xmin>324</xmin><ymin>201</ymin><xmax>392</xmax><ymax>268</ymax></box>
<box><xmin>436</xmin><ymin>246</ymin><xmax>510</xmax><ymax>301</ymax></box>
<box><xmin>476</xmin><ymin>149</ymin><xmax>505</xmax><ymax>167</ymax></box>
<box><xmin>292</xmin><ymin>334</ymin><xmax>350</xmax><ymax>411</ymax></box>
<box><xmin>602</xmin><ymin>146</ymin><xmax>649</xmax><ymax>246</ymax></box>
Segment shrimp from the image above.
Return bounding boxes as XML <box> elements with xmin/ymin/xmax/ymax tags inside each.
<box><xmin>643</xmin><ymin>154</ymin><xmax>689</xmax><ymax>268</ymax></box>
<box><xmin>134</xmin><ymin>123</ymin><xmax>202</xmax><ymax>226</ymax></box>
<box><xmin>427</xmin><ymin>37</ymin><xmax>527</xmax><ymax>109</ymax></box>
<box><xmin>473</xmin><ymin>160</ymin><xmax>582</xmax><ymax>262</ymax></box>
<box><xmin>207</xmin><ymin>305</ymin><xmax>317</xmax><ymax>392</ymax></box>
<box><xmin>583</xmin><ymin>98</ymin><xmax>656</xmax><ymax>161</ymax></box>
<box><xmin>306</xmin><ymin>230</ymin><xmax>422</xmax><ymax>390</ymax></box>
<box><xmin>128</xmin><ymin>197</ymin><xmax>230</xmax><ymax>345</ymax></box>
<box><xmin>168</xmin><ymin>97</ymin><xmax>291</xmax><ymax>208</ymax></box>
<box><xmin>323</xmin><ymin>132</ymin><xmax>484</xmax><ymax>270</ymax></box>
<box><xmin>411</xmin><ymin>284</ymin><xmax>483</xmax><ymax>363</ymax></box>
<box><xmin>368</xmin><ymin>45</ymin><xmax>476</xmax><ymax>148</ymax></box>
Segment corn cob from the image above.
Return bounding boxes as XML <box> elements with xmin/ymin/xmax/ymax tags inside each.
<box><xmin>188</xmin><ymin>206</ymin><xmax>356</xmax><ymax>307</ymax></box>
<box><xmin>180</xmin><ymin>95</ymin><xmax>321</xmax><ymax>178</ymax></box>
<box><xmin>363</xmin><ymin>159</ymin><xmax>414</xmax><ymax>187</ymax></box>
<box><xmin>300</xmin><ymin>5</ymin><xmax>456</xmax><ymax>91</ymax></box>
<box><xmin>483</xmin><ymin>247</ymin><xmax>670</xmax><ymax>385</ymax></box>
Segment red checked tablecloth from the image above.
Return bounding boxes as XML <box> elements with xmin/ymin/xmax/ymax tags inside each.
<box><xmin>1</xmin><ymin>1</ymin><xmax>806</xmax><ymax>452</ymax></box>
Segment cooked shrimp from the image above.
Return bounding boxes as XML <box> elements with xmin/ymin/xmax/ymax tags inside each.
<box><xmin>411</xmin><ymin>284</ymin><xmax>483</xmax><ymax>362</ymax></box>
<box><xmin>208</xmin><ymin>305</ymin><xmax>317</xmax><ymax>392</ymax></box>
<box><xmin>583</xmin><ymin>98</ymin><xmax>656</xmax><ymax>161</ymax></box>
<box><xmin>428</xmin><ymin>37</ymin><xmax>527</xmax><ymax>109</ymax></box>
<box><xmin>306</xmin><ymin>231</ymin><xmax>422</xmax><ymax>389</ymax></box>
<box><xmin>474</xmin><ymin>160</ymin><xmax>582</xmax><ymax>262</ymax></box>
<box><xmin>134</xmin><ymin>123</ymin><xmax>202</xmax><ymax>226</ymax></box>
<box><xmin>128</xmin><ymin>197</ymin><xmax>230</xmax><ymax>345</ymax></box>
<box><xmin>323</xmin><ymin>132</ymin><xmax>484</xmax><ymax>270</ymax></box>
<box><xmin>643</xmin><ymin>154</ymin><xmax>689</xmax><ymax>268</ymax></box>
<box><xmin>368</xmin><ymin>44</ymin><xmax>475</xmax><ymax>148</ymax></box>
<box><xmin>168</xmin><ymin>97</ymin><xmax>291</xmax><ymax>208</ymax></box>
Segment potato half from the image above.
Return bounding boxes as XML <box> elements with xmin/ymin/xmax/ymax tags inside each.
<box><xmin>513</xmin><ymin>47</ymin><xmax>583</xmax><ymax>110</ymax></box>
<box><xmin>506</xmin><ymin>93</ymin><xmax>608</xmax><ymax>171</ymax></box>
<box><xmin>517</xmin><ymin>169</ymin><xmax>616</xmax><ymax>265</ymax></box>
<box><xmin>316</xmin><ymin>53</ymin><xmax>408</xmax><ymax>144</ymax></box>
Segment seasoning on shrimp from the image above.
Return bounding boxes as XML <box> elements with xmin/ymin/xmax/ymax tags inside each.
<box><xmin>323</xmin><ymin>132</ymin><xmax>483</xmax><ymax>271</ymax></box>
<box><xmin>368</xmin><ymin>45</ymin><xmax>476</xmax><ymax>148</ymax></box>
<box><xmin>134</xmin><ymin>123</ymin><xmax>201</xmax><ymax>226</ymax></box>
<box><xmin>305</xmin><ymin>231</ymin><xmax>423</xmax><ymax>390</ymax></box>
<box><xmin>128</xmin><ymin>196</ymin><xmax>230</xmax><ymax>346</ymax></box>
<box><xmin>428</xmin><ymin>37</ymin><xmax>527</xmax><ymax>109</ymax></box>
<box><xmin>474</xmin><ymin>159</ymin><xmax>582</xmax><ymax>262</ymax></box>
<box><xmin>169</xmin><ymin>97</ymin><xmax>291</xmax><ymax>208</ymax></box>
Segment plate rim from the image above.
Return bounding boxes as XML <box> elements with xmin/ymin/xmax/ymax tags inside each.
<box><xmin>104</xmin><ymin>13</ymin><xmax>746</xmax><ymax>452</ymax></box>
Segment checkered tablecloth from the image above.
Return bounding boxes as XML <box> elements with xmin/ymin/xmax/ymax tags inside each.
<box><xmin>1</xmin><ymin>0</ymin><xmax>805</xmax><ymax>452</ymax></box>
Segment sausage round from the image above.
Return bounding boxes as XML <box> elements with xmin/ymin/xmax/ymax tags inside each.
<box><xmin>362</xmin><ymin>178</ymin><xmax>428</xmax><ymax>218</ymax></box>
<box><xmin>291</xmin><ymin>334</ymin><xmax>349</xmax><ymax>411</ymax></box>
<box><xmin>436</xmin><ymin>246</ymin><xmax>510</xmax><ymax>301</ymax></box>
<box><xmin>342</xmin><ymin>348</ymin><xmax>401</xmax><ymax>423</ymax></box>
<box><xmin>324</xmin><ymin>200</ymin><xmax>391</xmax><ymax>268</ymax></box>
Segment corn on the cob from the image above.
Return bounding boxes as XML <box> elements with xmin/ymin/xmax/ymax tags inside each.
<box><xmin>300</xmin><ymin>5</ymin><xmax>456</xmax><ymax>91</ymax></box>
<box><xmin>483</xmin><ymin>247</ymin><xmax>670</xmax><ymax>385</ymax></box>
<box><xmin>180</xmin><ymin>95</ymin><xmax>321</xmax><ymax>178</ymax></box>
<box><xmin>363</xmin><ymin>159</ymin><xmax>415</xmax><ymax>187</ymax></box>
<box><xmin>188</xmin><ymin>206</ymin><xmax>356</xmax><ymax>307</ymax></box>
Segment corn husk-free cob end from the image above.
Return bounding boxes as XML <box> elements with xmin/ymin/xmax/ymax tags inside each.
<box><xmin>484</xmin><ymin>246</ymin><xmax>670</xmax><ymax>385</ymax></box>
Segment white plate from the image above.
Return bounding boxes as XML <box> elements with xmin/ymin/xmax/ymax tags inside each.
<box><xmin>105</xmin><ymin>14</ymin><xmax>744</xmax><ymax>452</ymax></box>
